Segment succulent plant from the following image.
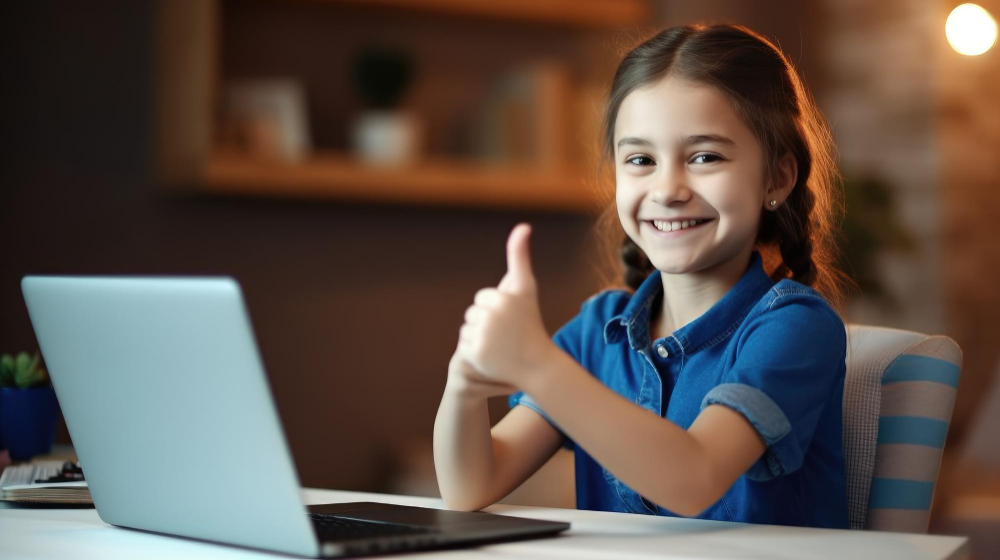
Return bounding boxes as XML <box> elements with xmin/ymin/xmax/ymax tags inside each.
<box><xmin>0</xmin><ymin>352</ymin><xmax>50</xmax><ymax>389</ymax></box>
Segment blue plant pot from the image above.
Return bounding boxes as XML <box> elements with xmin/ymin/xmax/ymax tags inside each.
<box><xmin>0</xmin><ymin>387</ymin><xmax>59</xmax><ymax>461</ymax></box>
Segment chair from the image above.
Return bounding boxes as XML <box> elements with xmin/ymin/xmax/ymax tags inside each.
<box><xmin>503</xmin><ymin>324</ymin><xmax>963</xmax><ymax>534</ymax></box>
<box><xmin>843</xmin><ymin>324</ymin><xmax>962</xmax><ymax>532</ymax></box>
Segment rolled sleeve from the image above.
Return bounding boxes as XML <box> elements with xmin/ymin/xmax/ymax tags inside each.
<box><xmin>701</xmin><ymin>383</ymin><xmax>797</xmax><ymax>480</ymax></box>
<box><xmin>701</xmin><ymin>295</ymin><xmax>846</xmax><ymax>481</ymax></box>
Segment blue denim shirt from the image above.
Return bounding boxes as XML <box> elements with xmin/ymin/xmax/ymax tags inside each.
<box><xmin>510</xmin><ymin>251</ymin><xmax>848</xmax><ymax>528</ymax></box>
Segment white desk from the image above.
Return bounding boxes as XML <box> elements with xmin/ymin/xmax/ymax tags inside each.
<box><xmin>0</xmin><ymin>488</ymin><xmax>969</xmax><ymax>560</ymax></box>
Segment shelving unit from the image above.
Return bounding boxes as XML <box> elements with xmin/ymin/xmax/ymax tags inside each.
<box><xmin>155</xmin><ymin>0</ymin><xmax>647</xmax><ymax>212</ymax></box>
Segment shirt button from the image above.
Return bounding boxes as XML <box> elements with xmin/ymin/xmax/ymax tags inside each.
<box><xmin>656</xmin><ymin>345</ymin><xmax>669</xmax><ymax>358</ymax></box>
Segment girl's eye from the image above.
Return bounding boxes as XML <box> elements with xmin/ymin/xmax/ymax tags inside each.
<box><xmin>626</xmin><ymin>155</ymin><xmax>654</xmax><ymax>166</ymax></box>
<box><xmin>691</xmin><ymin>153</ymin><xmax>723</xmax><ymax>164</ymax></box>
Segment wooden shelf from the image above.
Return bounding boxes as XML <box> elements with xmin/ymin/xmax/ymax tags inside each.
<box><xmin>201</xmin><ymin>153</ymin><xmax>606</xmax><ymax>212</ymax></box>
<box><xmin>155</xmin><ymin>1</ymin><xmax>628</xmax><ymax>212</ymax></box>
<box><xmin>322</xmin><ymin>0</ymin><xmax>650</xmax><ymax>28</ymax></box>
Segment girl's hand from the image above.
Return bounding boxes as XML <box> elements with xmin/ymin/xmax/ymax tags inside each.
<box><xmin>457</xmin><ymin>224</ymin><xmax>557</xmax><ymax>390</ymax></box>
<box><xmin>444</xmin><ymin>350</ymin><xmax>518</xmax><ymax>400</ymax></box>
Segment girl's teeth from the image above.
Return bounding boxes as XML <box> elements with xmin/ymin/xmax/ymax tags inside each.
<box><xmin>651</xmin><ymin>219</ymin><xmax>705</xmax><ymax>232</ymax></box>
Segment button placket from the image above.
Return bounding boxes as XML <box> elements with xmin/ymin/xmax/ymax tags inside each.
<box><xmin>652</xmin><ymin>337</ymin><xmax>680</xmax><ymax>418</ymax></box>
<box><xmin>636</xmin><ymin>350</ymin><xmax>662</xmax><ymax>415</ymax></box>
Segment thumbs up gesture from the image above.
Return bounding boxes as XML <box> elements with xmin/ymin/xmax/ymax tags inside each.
<box><xmin>456</xmin><ymin>223</ymin><xmax>557</xmax><ymax>390</ymax></box>
<box><xmin>496</xmin><ymin>223</ymin><xmax>538</xmax><ymax>296</ymax></box>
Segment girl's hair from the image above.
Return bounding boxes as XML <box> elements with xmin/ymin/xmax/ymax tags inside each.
<box><xmin>595</xmin><ymin>24</ymin><xmax>853</xmax><ymax>311</ymax></box>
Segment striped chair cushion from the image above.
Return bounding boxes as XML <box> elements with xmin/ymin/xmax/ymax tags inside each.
<box><xmin>843</xmin><ymin>325</ymin><xmax>962</xmax><ymax>532</ymax></box>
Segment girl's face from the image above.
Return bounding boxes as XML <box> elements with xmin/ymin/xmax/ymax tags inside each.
<box><xmin>614</xmin><ymin>76</ymin><xmax>770</xmax><ymax>276</ymax></box>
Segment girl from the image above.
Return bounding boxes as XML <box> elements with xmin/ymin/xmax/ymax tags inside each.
<box><xmin>433</xmin><ymin>23</ymin><xmax>852</xmax><ymax>528</ymax></box>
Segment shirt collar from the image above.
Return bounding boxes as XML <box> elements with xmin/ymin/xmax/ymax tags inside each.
<box><xmin>603</xmin><ymin>251</ymin><xmax>774</xmax><ymax>355</ymax></box>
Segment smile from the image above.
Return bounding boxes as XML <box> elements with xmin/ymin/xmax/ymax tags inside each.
<box><xmin>643</xmin><ymin>219</ymin><xmax>714</xmax><ymax>236</ymax></box>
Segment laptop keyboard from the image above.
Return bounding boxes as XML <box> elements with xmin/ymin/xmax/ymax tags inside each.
<box><xmin>309</xmin><ymin>513</ymin><xmax>435</xmax><ymax>540</ymax></box>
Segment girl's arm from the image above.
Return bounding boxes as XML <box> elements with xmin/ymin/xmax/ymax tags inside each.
<box><xmin>524</xmin><ymin>347</ymin><xmax>766</xmax><ymax>517</ymax></box>
<box><xmin>452</xmin><ymin>224</ymin><xmax>764</xmax><ymax>515</ymax></box>
<box><xmin>433</xmin><ymin>358</ymin><xmax>564</xmax><ymax>511</ymax></box>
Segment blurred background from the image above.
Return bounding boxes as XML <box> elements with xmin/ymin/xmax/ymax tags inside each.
<box><xmin>1</xmin><ymin>0</ymin><xmax>998</xmax><ymax>556</ymax></box>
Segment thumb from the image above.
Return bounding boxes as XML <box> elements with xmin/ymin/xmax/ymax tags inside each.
<box><xmin>498</xmin><ymin>223</ymin><xmax>537</xmax><ymax>296</ymax></box>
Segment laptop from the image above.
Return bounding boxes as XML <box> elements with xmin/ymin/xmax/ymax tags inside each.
<box><xmin>21</xmin><ymin>276</ymin><xmax>570</xmax><ymax>557</ymax></box>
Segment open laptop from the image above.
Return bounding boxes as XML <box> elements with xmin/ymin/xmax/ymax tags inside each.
<box><xmin>21</xmin><ymin>276</ymin><xmax>570</xmax><ymax>557</ymax></box>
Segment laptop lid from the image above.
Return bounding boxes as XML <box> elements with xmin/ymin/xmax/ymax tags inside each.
<box><xmin>22</xmin><ymin>276</ymin><xmax>320</xmax><ymax>557</ymax></box>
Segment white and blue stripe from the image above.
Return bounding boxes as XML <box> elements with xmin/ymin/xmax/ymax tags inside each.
<box><xmin>843</xmin><ymin>325</ymin><xmax>962</xmax><ymax>533</ymax></box>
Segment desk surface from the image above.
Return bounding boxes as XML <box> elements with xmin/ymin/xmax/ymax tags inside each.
<box><xmin>0</xmin><ymin>488</ymin><xmax>969</xmax><ymax>560</ymax></box>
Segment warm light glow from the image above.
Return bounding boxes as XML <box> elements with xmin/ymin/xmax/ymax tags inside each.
<box><xmin>946</xmin><ymin>3</ymin><xmax>998</xmax><ymax>55</ymax></box>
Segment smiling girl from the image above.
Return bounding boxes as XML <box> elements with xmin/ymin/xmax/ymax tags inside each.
<box><xmin>433</xmin><ymin>24</ymin><xmax>852</xmax><ymax>528</ymax></box>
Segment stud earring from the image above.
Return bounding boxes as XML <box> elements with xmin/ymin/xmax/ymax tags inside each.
<box><xmin>769</xmin><ymin>200</ymin><xmax>777</xmax><ymax>207</ymax></box>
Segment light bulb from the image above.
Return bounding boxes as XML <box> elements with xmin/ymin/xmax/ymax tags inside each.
<box><xmin>946</xmin><ymin>3</ymin><xmax>998</xmax><ymax>56</ymax></box>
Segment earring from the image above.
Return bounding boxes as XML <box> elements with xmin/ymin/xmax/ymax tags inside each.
<box><xmin>769</xmin><ymin>200</ymin><xmax>777</xmax><ymax>207</ymax></box>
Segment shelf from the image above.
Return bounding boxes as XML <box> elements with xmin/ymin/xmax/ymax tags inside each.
<box><xmin>323</xmin><ymin>0</ymin><xmax>650</xmax><ymax>28</ymax></box>
<box><xmin>155</xmin><ymin>1</ymin><xmax>627</xmax><ymax>212</ymax></box>
<box><xmin>201</xmin><ymin>153</ymin><xmax>606</xmax><ymax>212</ymax></box>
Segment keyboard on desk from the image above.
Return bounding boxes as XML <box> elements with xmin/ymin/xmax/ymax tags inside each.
<box><xmin>308</xmin><ymin>513</ymin><xmax>436</xmax><ymax>540</ymax></box>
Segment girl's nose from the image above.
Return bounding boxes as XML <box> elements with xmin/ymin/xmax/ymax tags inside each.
<box><xmin>649</xmin><ymin>172</ymin><xmax>691</xmax><ymax>205</ymax></box>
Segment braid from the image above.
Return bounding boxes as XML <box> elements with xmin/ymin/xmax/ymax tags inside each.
<box><xmin>621</xmin><ymin>235</ymin><xmax>654</xmax><ymax>290</ymax></box>
<box><xmin>775</xmin><ymin>184</ymin><xmax>818</xmax><ymax>286</ymax></box>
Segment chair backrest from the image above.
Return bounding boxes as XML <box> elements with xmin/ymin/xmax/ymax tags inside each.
<box><xmin>843</xmin><ymin>324</ymin><xmax>963</xmax><ymax>533</ymax></box>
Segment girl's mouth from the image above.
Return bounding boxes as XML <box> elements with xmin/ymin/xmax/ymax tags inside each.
<box><xmin>643</xmin><ymin>219</ymin><xmax>714</xmax><ymax>237</ymax></box>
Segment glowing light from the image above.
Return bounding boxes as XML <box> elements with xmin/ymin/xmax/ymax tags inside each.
<box><xmin>946</xmin><ymin>3</ymin><xmax>998</xmax><ymax>56</ymax></box>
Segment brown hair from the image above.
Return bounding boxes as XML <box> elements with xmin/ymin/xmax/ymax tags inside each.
<box><xmin>595</xmin><ymin>24</ymin><xmax>853</xmax><ymax>311</ymax></box>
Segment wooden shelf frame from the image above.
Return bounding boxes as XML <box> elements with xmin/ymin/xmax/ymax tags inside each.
<box><xmin>202</xmin><ymin>153</ymin><xmax>607</xmax><ymax>212</ymax></box>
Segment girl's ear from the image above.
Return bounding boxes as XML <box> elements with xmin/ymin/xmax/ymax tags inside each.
<box><xmin>764</xmin><ymin>153</ymin><xmax>798</xmax><ymax>210</ymax></box>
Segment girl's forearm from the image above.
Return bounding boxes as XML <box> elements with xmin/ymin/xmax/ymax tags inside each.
<box><xmin>432</xmin><ymin>385</ymin><xmax>497</xmax><ymax>511</ymax></box>
<box><xmin>523</xmin><ymin>348</ymin><xmax>717</xmax><ymax>516</ymax></box>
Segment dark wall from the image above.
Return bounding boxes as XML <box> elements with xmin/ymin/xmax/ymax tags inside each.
<box><xmin>1</xmin><ymin>1</ymin><xmax>606</xmax><ymax>491</ymax></box>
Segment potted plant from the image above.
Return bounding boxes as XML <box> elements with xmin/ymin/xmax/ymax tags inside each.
<box><xmin>837</xmin><ymin>173</ymin><xmax>917</xmax><ymax>306</ymax></box>
<box><xmin>350</xmin><ymin>46</ymin><xmax>422</xmax><ymax>166</ymax></box>
<box><xmin>0</xmin><ymin>352</ymin><xmax>59</xmax><ymax>460</ymax></box>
